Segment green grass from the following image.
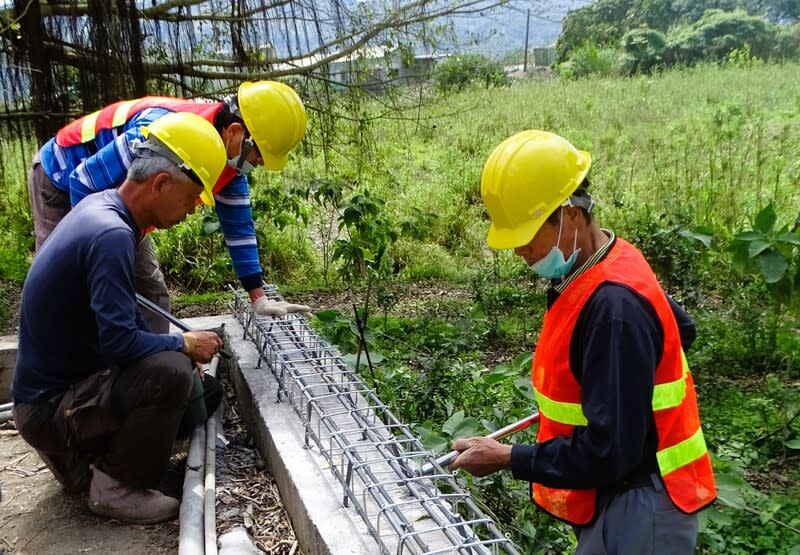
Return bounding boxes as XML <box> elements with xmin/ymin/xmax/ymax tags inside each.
<box><xmin>290</xmin><ymin>62</ymin><xmax>800</xmax><ymax>261</ymax></box>
<box><xmin>2</xmin><ymin>62</ymin><xmax>800</xmax><ymax>553</ymax></box>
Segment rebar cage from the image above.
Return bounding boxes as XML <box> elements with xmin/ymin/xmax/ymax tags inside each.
<box><xmin>229</xmin><ymin>286</ymin><xmax>519</xmax><ymax>555</ymax></box>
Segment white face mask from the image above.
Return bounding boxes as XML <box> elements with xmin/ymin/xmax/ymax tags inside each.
<box><xmin>528</xmin><ymin>207</ymin><xmax>581</xmax><ymax>279</ymax></box>
<box><xmin>226</xmin><ymin>135</ymin><xmax>255</xmax><ymax>175</ymax></box>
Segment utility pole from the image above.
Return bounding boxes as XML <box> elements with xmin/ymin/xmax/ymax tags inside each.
<box><xmin>523</xmin><ymin>7</ymin><xmax>531</xmax><ymax>73</ymax></box>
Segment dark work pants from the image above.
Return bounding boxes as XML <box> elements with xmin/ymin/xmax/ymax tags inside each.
<box><xmin>28</xmin><ymin>152</ymin><xmax>70</xmax><ymax>252</ymax></box>
<box><xmin>28</xmin><ymin>151</ymin><xmax>171</xmax><ymax>333</ymax></box>
<box><xmin>573</xmin><ymin>474</ymin><xmax>699</xmax><ymax>555</ymax></box>
<box><xmin>14</xmin><ymin>352</ymin><xmax>199</xmax><ymax>492</ymax></box>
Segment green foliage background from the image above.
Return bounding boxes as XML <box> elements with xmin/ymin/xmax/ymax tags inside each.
<box><xmin>0</xmin><ymin>60</ymin><xmax>799</xmax><ymax>553</ymax></box>
<box><xmin>556</xmin><ymin>1</ymin><xmax>800</xmax><ymax>76</ymax></box>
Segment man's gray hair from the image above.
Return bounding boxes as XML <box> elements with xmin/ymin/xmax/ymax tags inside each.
<box><xmin>127</xmin><ymin>154</ymin><xmax>193</xmax><ymax>186</ymax></box>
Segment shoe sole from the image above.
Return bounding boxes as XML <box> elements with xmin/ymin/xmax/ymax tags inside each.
<box><xmin>88</xmin><ymin>502</ymin><xmax>178</xmax><ymax>525</ymax></box>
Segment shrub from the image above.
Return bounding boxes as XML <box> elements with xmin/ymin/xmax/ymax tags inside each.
<box><xmin>558</xmin><ymin>41</ymin><xmax>624</xmax><ymax>78</ymax></box>
<box><xmin>665</xmin><ymin>10</ymin><xmax>776</xmax><ymax>66</ymax></box>
<box><xmin>622</xmin><ymin>27</ymin><xmax>667</xmax><ymax>74</ymax></box>
<box><xmin>434</xmin><ymin>54</ymin><xmax>510</xmax><ymax>93</ymax></box>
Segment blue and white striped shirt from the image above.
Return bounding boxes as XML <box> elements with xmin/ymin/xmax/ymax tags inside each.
<box><xmin>38</xmin><ymin>107</ymin><xmax>264</xmax><ymax>290</ymax></box>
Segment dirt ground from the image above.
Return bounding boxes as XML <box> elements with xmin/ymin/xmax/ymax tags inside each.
<box><xmin>0</xmin><ymin>427</ymin><xmax>178</xmax><ymax>554</ymax></box>
<box><xmin>0</xmin><ymin>365</ymin><xmax>299</xmax><ymax>555</ymax></box>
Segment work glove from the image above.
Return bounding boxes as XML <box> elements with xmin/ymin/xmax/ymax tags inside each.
<box><xmin>252</xmin><ymin>297</ymin><xmax>312</xmax><ymax>318</ymax></box>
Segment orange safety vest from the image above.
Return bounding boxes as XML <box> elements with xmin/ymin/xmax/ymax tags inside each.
<box><xmin>55</xmin><ymin>97</ymin><xmax>237</xmax><ymax>196</ymax></box>
<box><xmin>530</xmin><ymin>239</ymin><xmax>716</xmax><ymax>525</ymax></box>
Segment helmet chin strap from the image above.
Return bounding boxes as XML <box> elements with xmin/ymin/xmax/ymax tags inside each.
<box><xmin>236</xmin><ymin>133</ymin><xmax>255</xmax><ymax>171</ymax></box>
<box><xmin>224</xmin><ymin>128</ymin><xmax>254</xmax><ymax>171</ymax></box>
<box><xmin>555</xmin><ymin>204</ymin><xmax>579</xmax><ymax>256</ymax></box>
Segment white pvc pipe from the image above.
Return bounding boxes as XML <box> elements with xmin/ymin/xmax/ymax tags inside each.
<box><xmin>179</xmin><ymin>422</ymin><xmax>206</xmax><ymax>555</ymax></box>
<box><xmin>179</xmin><ymin>353</ymin><xmax>220</xmax><ymax>555</ymax></box>
<box><xmin>0</xmin><ymin>410</ymin><xmax>13</xmax><ymax>424</ymax></box>
<box><xmin>204</xmin><ymin>414</ymin><xmax>217</xmax><ymax>555</ymax></box>
<box><xmin>204</xmin><ymin>353</ymin><xmax>221</xmax><ymax>555</ymax></box>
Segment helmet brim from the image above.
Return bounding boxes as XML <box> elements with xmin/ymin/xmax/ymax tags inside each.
<box><xmin>263</xmin><ymin>152</ymin><xmax>289</xmax><ymax>171</ymax></box>
<box><xmin>486</xmin><ymin>218</ymin><xmax>542</xmax><ymax>250</ymax></box>
<box><xmin>200</xmin><ymin>188</ymin><xmax>215</xmax><ymax>207</ymax></box>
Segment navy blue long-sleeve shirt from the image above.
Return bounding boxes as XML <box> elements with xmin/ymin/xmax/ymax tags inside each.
<box><xmin>12</xmin><ymin>190</ymin><xmax>184</xmax><ymax>403</ymax></box>
<box><xmin>510</xmin><ymin>241</ymin><xmax>696</xmax><ymax>490</ymax></box>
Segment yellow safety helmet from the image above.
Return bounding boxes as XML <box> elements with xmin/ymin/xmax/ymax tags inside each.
<box><xmin>237</xmin><ymin>80</ymin><xmax>307</xmax><ymax>171</ymax></box>
<box><xmin>480</xmin><ymin>130</ymin><xmax>592</xmax><ymax>250</ymax></box>
<box><xmin>140</xmin><ymin>112</ymin><xmax>226</xmax><ymax>206</ymax></box>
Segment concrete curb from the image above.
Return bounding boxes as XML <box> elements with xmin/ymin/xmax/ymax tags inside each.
<box><xmin>185</xmin><ymin>315</ymin><xmax>373</xmax><ymax>555</ymax></box>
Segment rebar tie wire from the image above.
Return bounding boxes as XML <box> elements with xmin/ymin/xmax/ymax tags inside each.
<box><xmin>228</xmin><ymin>285</ymin><xmax>519</xmax><ymax>555</ymax></box>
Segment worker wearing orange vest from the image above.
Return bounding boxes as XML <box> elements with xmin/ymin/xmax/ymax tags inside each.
<box><xmin>450</xmin><ymin>130</ymin><xmax>716</xmax><ymax>554</ymax></box>
<box><xmin>28</xmin><ymin>81</ymin><xmax>310</xmax><ymax>332</ymax></box>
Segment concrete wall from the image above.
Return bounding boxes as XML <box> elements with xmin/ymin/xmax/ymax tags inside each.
<box><xmin>0</xmin><ymin>335</ymin><xmax>16</xmax><ymax>403</ymax></box>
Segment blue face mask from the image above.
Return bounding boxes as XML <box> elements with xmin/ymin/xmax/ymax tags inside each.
<box><xmin>529</xmin><ymin>208</ymin><xmax>581</xmax><ymax>279</ymax></box>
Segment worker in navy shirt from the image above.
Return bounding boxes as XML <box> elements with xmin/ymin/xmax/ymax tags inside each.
<box><xmin>12</xmin><ymin>113</ymin><xmax>226</xmax><ymax>525</ymax></box>
<box><xmin>450</xmin><ymin>131</ymin><xmax>716</xmax><ymax>554</ymax></box>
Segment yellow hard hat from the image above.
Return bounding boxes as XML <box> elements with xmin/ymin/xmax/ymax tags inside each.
<box><xmin>481</xmin><ymin>130</ymin><xmax>592</xmax><ymax>250</ymax></box>
<box><xmin>141</xmin><ymin>112</ymin><xmax>226</xmax><ymax>206</ymax></box>
<box><xmin>237</xmin><ymin>80</ymin><xmax>307</xmax><ymax>171</ymax></box>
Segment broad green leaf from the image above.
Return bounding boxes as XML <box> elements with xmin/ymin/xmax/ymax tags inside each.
<box><xmin>754</xmin><ymin>203</ymin><xmax>777</xmax><ymax>234</ymax></box>
<box><xmin>757</xmin><ymin>250</ymin><xmax>788</xmax><ymax>283</ymax></box>
<box><xmin>747</xmin><ymin>239</ymin><xmax>771</xmax><ymax>258</ymax></box>
<box><xmin>341</xmin><ymin>353</ymin><xmax>367</xmax><ymax>369</ymax></box>
<box><xmin>788</xmin><ymin>543</ymin><xmax>800</xmax><ymax>555</ymax></box>
<box><xmin>679</xmin><ymin>228</ymin><xmax>713</xmax><ymax>248</ymax></box>
<box><xmin>733</xmin><ymin>231</ymin><xmax>764</xmax><ymax>241</ymax></box>
<box><xmin>785</xmin><ymin>439</ymin><xmax>800</xmax><ymax>449</ymax></box>
<box><xmin>513</xmin><ymin>377</ymin><xmax>536</xmax><ymax>401</ymax></box>
<box><xmin>777</xmin><ymin>232</ymin><xmax>800</xmax><ymax>246</ymax></box>
<box><xmin>485</xmin><ymin>371</ymin><xmax>512</xmax><ymax>385</ymax></box>
<box><xmin>512</xmin><ymin>351</ymin><xmax>534</xmax><ymax>373</ymax></box>
<box><xmin>367</xmin><ymin>352</ymin><xmax>385</xmax><ymax>364</ymax></box>
<box><xmin>450</xmin><ymin>416</ymin><xmax>481</xmax><ymax>440</ymax></box>
<box><xmin>705</xmin><ymin>507</ymin><xmax>733</xmax><ymax>527</ymax></box>
<box><xmin>759</xmin><ymin>501</ymin><xmax>783</xmax><ymax>524</ymax></box>
<box><xmin>714</xmin><ymin>473</ymin><xmax>750</xmax><ymax>510</ymax></box>
<box><xmin>202</xmin><ymin>220</ymin><xmax>220</xmax><ymax>235</ymax></box>
<box><xmin>417</xmin><ymin>430</ymin><xmax>448</xmax><ymax>453</ymax></box>
<box><xmin>442</xmin><ymin>410</ymin><xmax>466</xmax><ymax>437</ymax></box>
<box><xmin>315</xmin><ymin>309</ymin><xmax>345</xmax><ymax>323</ymax></box>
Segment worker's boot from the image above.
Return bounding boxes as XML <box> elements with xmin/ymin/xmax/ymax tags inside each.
<box><xmin>88</xmin><ymin>465</ymin><xmax>179</xmax><ymax>524</ymax></box>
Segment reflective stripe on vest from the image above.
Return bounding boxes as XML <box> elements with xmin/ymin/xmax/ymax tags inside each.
<box><xmin>657</xmin><ymin>426</ymin><xmax>708</xmax><ymax>475</ymax></box>
<box><xmin>56</xmin><ymin>97</ymin><xmax>222</xmax><ymax>147</ymax></box>
<box><xmin>80</xmin><ymin>111</ymin><xmax>101</xmax><ymax>143</ymax></box>
<box><xmin>529</xmin><ymin>239</ymin><xmax>716</xmax><ymax>524</ymax></box>
<box><xmin>536</xmin><ymin>351</ymin><xmax>690</xmax><ymax>426</ymax></box>
<box><xmin>534</xmin><ymin>390</ymin><xmax>587</xmax><ymax>426</ymax></box>
<box><xmin>111</xmin><ymin>100</ymin><xmax>138</xmax><ymax>127</ymax></box>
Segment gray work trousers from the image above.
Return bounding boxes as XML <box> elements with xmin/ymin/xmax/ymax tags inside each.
<box><xmin>28</xmin><ymin>152</ymin><xmax>171</xmax><ymax>333</ymax></box>
<box><xmin>13</xmin><ymin>352</ymin><xmax>194</xmax><ymax>492</ymax></box>
<box><xmin>573</xmin><ymin>474</ymin><xmax>699</xmax><ymax>555</ymax></box>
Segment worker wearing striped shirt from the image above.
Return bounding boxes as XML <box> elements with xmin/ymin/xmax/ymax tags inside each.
<box><xmin>28</xmin><ymin>82</ymin><xmax>309</xmax><ymax>331</ymax></box>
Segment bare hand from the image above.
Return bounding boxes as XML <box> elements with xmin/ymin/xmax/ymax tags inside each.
<box><xmin>182</xmin><ymin>330</ymin><xmax>223</xmax><ymax>364</ymax></box>
<box><xmin>448</xmin><ymin>437</ymin><xmax>513</xmax><ymax>477</ymax></box>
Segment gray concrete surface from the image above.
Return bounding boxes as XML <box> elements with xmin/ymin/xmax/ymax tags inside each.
<box><xmin>184</xmin><ymin>315</ymin><xmax>374</xmax><ymax>555</ymax></box>
<box><xmin>0</xmin><ymin>335</ymin><xmax>17</xmax><ymax>403</ymax></box>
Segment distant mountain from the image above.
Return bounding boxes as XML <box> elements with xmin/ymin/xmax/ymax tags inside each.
<box><xmin>445</xmin><ymin>1</ymin><xmax>593</xmax><ymax>56</ymax></box>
